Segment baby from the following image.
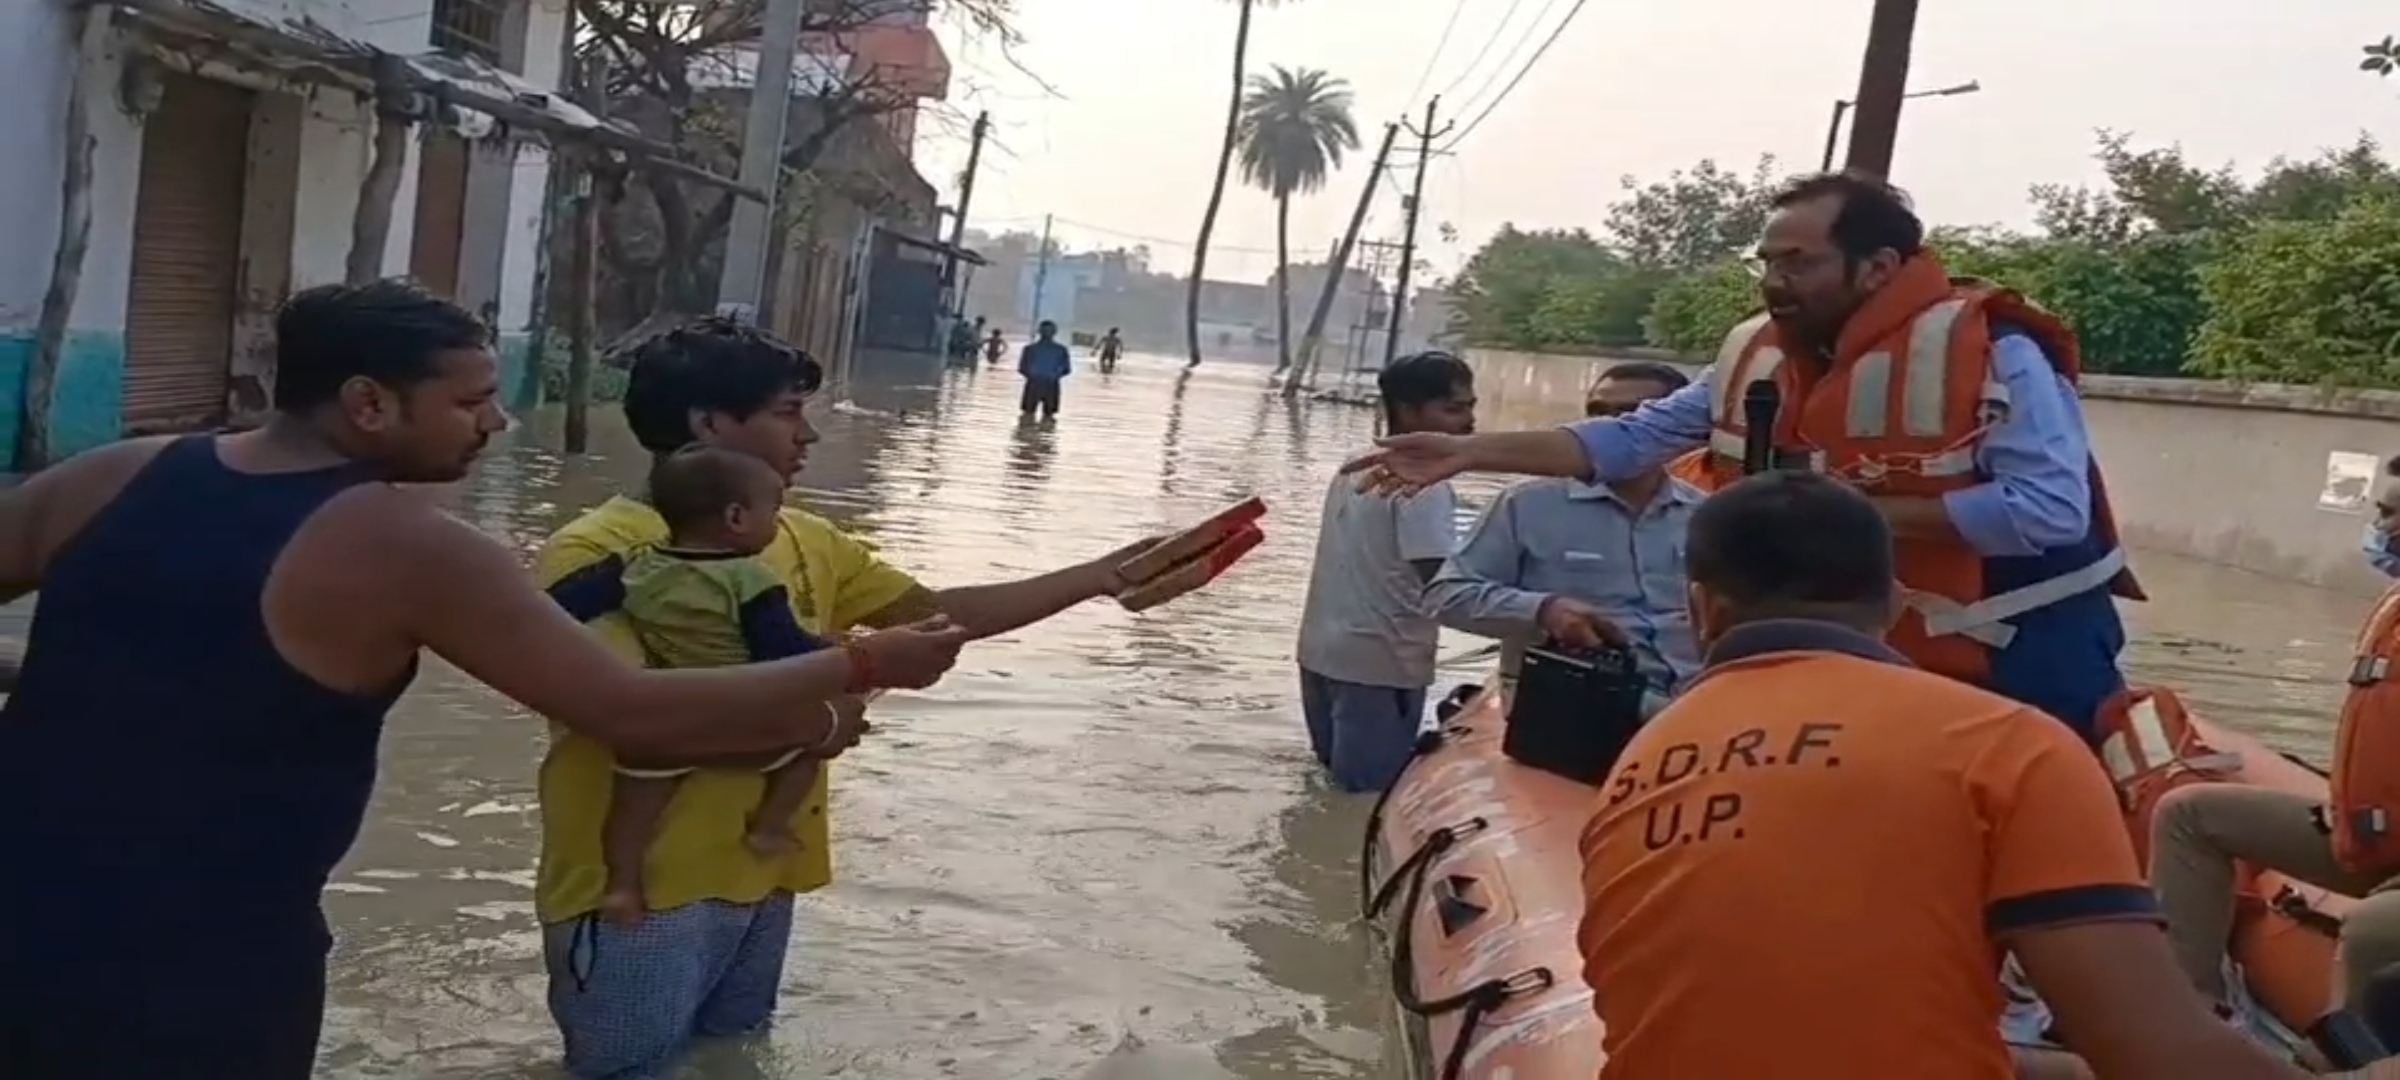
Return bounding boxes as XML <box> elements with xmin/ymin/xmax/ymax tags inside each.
<box><xmin>548</xmin><ymin>444</ymin><xmax>840</xmax><ymax>924</ymax></box>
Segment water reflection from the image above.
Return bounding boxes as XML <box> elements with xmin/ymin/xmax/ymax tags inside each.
<box><xmin>288</xmin><ymin>349</ymin><xmax>2378</xmax><ymax>1078</ymax></box>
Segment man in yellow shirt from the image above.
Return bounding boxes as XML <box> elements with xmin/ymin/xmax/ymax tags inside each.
<box><xmin>535</xmin><ymin>317</ymin><xmax>1153</xmax><ymax>1079</ymax></box>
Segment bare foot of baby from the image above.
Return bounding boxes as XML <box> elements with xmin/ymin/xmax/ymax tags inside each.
<box><xmin>598</xmin><ymin>887</ymin><xmax>646</xmax><ymax>926</ymax></box>
<box><xmin>744</xmin><ymin>820</ymin><xmax>800</xmax><ymax>859</ymax></box>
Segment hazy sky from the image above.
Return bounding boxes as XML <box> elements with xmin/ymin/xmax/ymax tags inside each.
<box><xmin>911</xmin><ymin>0</ymin><xmax>2398</xmax><ymax>285</ymax></box>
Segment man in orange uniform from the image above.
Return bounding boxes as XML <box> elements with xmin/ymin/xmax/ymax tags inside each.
<box><xmin>1578</xmin><ymin>471</ymin><xmax>2389</xmax><ymax>1079</ymax></box>
<box><xmin>1347</xmin><ymin>172</ymin><xmax>2140</xmax><ymax>743</ymax></box>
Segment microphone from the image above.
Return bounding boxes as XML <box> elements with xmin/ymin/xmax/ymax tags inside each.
<box><xmin>1741</xmin><ymin>380</ymin><xmax>1782</xmax><ymax>476</ymax></box>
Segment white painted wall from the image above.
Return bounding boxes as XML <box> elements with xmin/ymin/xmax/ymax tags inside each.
<box><xmin>0</xmin><ymin>4</ymin><xmax>147</xmax><ymax>338</ymax></box>
<box><xmin>495</xmin><ymin>0</ymin><xmax>571</xmax><ymax>335</ymax></box>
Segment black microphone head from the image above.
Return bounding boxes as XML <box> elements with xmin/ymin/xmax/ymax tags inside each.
<box><xmin>1742</xmin><ymin>380</ymin><xmax>1781</xmax><ymax>409</ymax></box>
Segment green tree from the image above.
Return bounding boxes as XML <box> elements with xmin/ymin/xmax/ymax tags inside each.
<box><xmin>1643</xmin><ymin>261</ymin><xmax>1756</xmax><ymax>356</ymax></box>
<box><xmin>1603</xmin><ymin>155</ymin><xmax>1783</xmax><ymax>270</ymax></box>
<box><xmin>1185</xmin><ymin>0</ymin><xmax>1288</xmax><ymax>370</ymax></box>
<box><xmin>1446</xmin><ymin>226</ymin><xmax>1626</xmax><ymax>347</ymax></box>
<box><xmin>1523</xmin><ymin>271</ymin><xmax>1668</xmax><ymax>349</ymax></box>
<box><xmin>2030</xmin><ymin>130</ymin><xmax>2400</xmax><ymax>240</ymax></box>
<box><xmin>2191</xmin><ymin>198</ymin><xmax>2400</xmax><ymax>387</ymax></box>
<box><xmin>1234</xmin><ymin>65</ymin><xmax>1359</xmax><ymax>373</ymax></box>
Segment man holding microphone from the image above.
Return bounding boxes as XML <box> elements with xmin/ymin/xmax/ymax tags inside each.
<box><xmin>1348</xmin><ymin>171</ymin><xmax>2141</xmax><ymax>740</ymax></box>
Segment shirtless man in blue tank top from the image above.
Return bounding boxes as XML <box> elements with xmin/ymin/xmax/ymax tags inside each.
<box><xmin>0</xmin><ymin>280</ymin><xmax>974</xmax><ymax>1079</ymax></box>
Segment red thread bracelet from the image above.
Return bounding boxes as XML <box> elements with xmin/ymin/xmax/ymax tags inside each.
<box><xmin>842</xmin><ymin>643</ymin><xmax>876</xmax><ymax>694</ymax></box>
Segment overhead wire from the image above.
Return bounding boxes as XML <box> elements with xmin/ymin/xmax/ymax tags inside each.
<box><xmin>1437</xmin><ymin>0</ymin><xmax>1595</xmax><ymax>153</ymax></box>
<box><xmin>1427</xmin><ymin>0</ymin><xmax>1535</xmax><ymax>106</ymax></box>
<box><xmin>1402</xmin><ymin>0</ymin><xmax>1474</xmax><ymax>106</ymax></box>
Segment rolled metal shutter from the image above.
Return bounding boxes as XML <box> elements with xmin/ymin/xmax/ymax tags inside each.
<box><xmin>123</xmin><ymin>73</ymin><xmax>250</xmax><ymax>433</ymax></box>
<box><xmin>409</xmin><ymin>132</ymin><xmax>469</xmax><ymax>298</ymax></box>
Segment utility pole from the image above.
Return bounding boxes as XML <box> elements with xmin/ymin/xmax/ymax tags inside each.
<box><xmin>1843</xmin><ymin>0</ymin><xmax>1921</xmax><ymax>178</ymax></box>
<box><xmin>1385</xmin><ymin>97</ymin><xmax>1450</xmax><ymax>368</ymax></box>
<box><xmin>1284</xmin><ymin>122</ymin><xmax>1398</xmax><ymax>397</ymax></box>
<box><xmin>716</xmin><ymin>0</ymin><xmax>808</xmax><ymax>317</ymax></box>
<box><xmin>943</xmin><ymin>110</ymin><xmax>989</xmax><ymax>293</ymax></box>
<box><xmin>564</xmin><ymin>55</ymin><xmax>609</xmax><ymax>455</ymax></box>
<box><xmin>1028</xmin><ymin>213</ymin><xmax>1054</xmax><ymax>326</ymax></box>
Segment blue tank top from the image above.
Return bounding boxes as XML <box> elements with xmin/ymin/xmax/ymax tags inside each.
<box><xmin>0</xmin><ymin>436</ymin><xmax>416</xmax><ymax>974</ymax></box>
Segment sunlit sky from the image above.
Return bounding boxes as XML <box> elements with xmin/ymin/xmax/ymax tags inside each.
<box><xmin>909</xmin><ymin>0</ymin><xmax>2398</xmax><ymax>285</ymax></box>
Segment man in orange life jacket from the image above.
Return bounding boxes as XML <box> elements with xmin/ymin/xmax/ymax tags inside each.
<box><xmin>1346</xmin><ymin>171</ymin><xmax>2141</xmax><ymax>741</ymax></box>
<box><xmin>2147</xmin><ymin>603</ymin><xmax>2400</xmax><ymax>1028</ymax></box>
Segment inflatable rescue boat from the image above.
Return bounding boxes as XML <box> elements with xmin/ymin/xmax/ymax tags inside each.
<box><xmin>1364</xmin><ymin>679</ymin><xmax>2369</xmax><ymax>1080</ymax></box>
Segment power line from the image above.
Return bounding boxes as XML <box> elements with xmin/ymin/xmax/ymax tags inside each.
<box><xmin>1428</xmin><ymin>0</ymin><xmax>1534</xmax><ymax>106</ymax></box>
<box><xmin>1438</xmin><ymin>0</ymin><xmax>1594</xmax><ymax>153</ymax></box>
<box><xmin>1441</xmin><ymin>0</ymin><xmax>1560</xmax><ymax>122</ymax></box>
<box><xmin>1402</xmin><ymin>0</ymin><xmax>1474</xmax><ymax>105</ymax></box>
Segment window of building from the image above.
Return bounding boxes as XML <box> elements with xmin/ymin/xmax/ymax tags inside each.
<box><xmin>430</xmin><ymin>0</ymin><xmax>507</xmax><ymax>64</ymax></box>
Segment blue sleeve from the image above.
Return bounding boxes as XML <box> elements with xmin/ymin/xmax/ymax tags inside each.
<box><xmin>1948</xmin><ymin>333</ymin><xmax>2095</xmax><ymax>558</ymax></box>
<box><xmin>1565</xmin><ymin>374</ymin><xmax>1716</xmax><ymax>481</ymax></box>
<box><xmin>737</xmin><ymin>585</ymin><xmax>830</xmax><ymax>661</ymax></box>
<box><xmin>2364</xmin><ymin>523</ymin><xmax>2400</xmax><ymax>578</ymax></box>
<box><xmin>546</xmin><ymin>553</ymin><xmax>628</xmax><ymax>622</ymax></box>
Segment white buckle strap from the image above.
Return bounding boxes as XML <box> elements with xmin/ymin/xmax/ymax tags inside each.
<box><xmin>1904</xmin><ymin>546</ymin><xmax>2127</xmax><ymax>649</ymax></box>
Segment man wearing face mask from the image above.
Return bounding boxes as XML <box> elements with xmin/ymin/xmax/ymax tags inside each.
<box><xmin>1345</xmin><ymin>171</ymin><xmax>2141</xmax><ymax>743</ymax></box>
<box><xmin>2365</xmin><ymin>457</ymin><xmax>2400</xmax><ymax>577</ymax></box>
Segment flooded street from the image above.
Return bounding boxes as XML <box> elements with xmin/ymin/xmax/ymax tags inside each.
<box><xmin>285</xmin><ymin>351</ymin><xmax>2364</xmax><ymax>1078</ymax></box>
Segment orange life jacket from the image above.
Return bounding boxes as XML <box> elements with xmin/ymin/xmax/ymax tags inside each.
<box><xmin>1690</xmin><ymin>255</ymin><xmax>2145</xmax><ymax>684</ymax></box>
<box><xmin>2091</xmin><ymin>686</ymin><xmax>2245</xmax><ymax>866</ymax></box>
<box><xmin>1665</xmin><ymin>448</ymin><xmax>1711</xmax><ymax>487</ymax></box>
<box><xmin>2332</xmin><ymin>584</ymin><xmax>2400</xmax><ymax>873</ymax></box>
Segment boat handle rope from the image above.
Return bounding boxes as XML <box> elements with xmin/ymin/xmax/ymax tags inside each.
<box><xmin>1359</xmin><ymin>723</ymin><xmax>1456</xmax><ymax>919</ymax></box>
<box><xmin>1369</xmin><ymin>813</ymin><xmax>1555</xmax><ymax>1080</ymax></box>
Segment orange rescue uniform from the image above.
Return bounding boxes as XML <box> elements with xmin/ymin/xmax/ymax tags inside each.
<box><xmin>1578</xmin><ymin>619</ymin><xmax>2159</xmax><ymax>1078</ymax></box>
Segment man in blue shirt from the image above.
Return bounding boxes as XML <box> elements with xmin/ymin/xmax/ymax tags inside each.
<box><xmin>1019</xmin><ymin>319</ymin><xmax>1072</xmax><ymax>420</ymax></box>
<box><xmin>1349</xmin><ymin>172</ymin><xmax>2137</xmax><ymax>741</ymax></box>
<box><xmin>1427</xmin><ymin>363</ymin><xmax>1702</xmax><ymax>694</ymax></box>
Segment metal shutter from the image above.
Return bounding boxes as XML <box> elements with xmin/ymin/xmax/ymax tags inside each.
<box><xmin>409</xmin><ymin>132</ymin><xmax>469</xmax><ymax>298</ymax></box>
<box><xmin>122</xmin><ymin>73</ymin><xmax>250</xmax><ymax>433</ymax></box>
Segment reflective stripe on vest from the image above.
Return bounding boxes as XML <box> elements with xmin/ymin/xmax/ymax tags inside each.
<box><xmin>1901</xmin><ymin>545</ymin><xmax>2127</xmax><ymax>649</ymax></box>
<box><xmin>1704</xmin><ymin>300</ymin><xmax>2015</xmax><ymax>480</ymax></box>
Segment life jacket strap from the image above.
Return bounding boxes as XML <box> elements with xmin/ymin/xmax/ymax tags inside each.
<box><xmin>1904</xmin><ymin>546</ymin><xmax>2129</xmax><ymax>649</ymax></box>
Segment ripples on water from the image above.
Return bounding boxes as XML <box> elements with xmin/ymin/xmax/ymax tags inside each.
<box><xmin>191</xmin><ymin>351</ymin><xmax>2367</xmax><ymax>1076</ymax></box>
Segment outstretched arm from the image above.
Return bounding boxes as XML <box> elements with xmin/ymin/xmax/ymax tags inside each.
<box><xmin>396</xmin><ymin>510</ymin><xmax>949</xmax><ymax>758</ymax></box>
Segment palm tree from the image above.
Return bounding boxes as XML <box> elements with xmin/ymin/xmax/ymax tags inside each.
<box><xmin>1185</xmin><ymin>0</ymin><xmax>1265</xmax><ymax>370</ymax></box>
<box><xmin>1236</xmin><ymin>66</ymin><xmax>1359</xmax><ymax>375</ymax></box>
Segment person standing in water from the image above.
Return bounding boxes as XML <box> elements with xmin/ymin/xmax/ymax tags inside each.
<box><xmin>1097</xmin><ymin>327</ymin><xmax>1124</xmax><ymax>373</ymax></box>
<box><xmin>1296</xmin><ymin>351</ymin><xmax>1477</xmax><ymax>792</ymax></box>
<box><xmin>1019</xmin><ymin>319</ymin><xmax>1072</xmax><ymax>420</ymax></box>
<box><xmin>0</xmin><ymin>280</ymin><xmax>969</xmax><ymax>1079</ymax></box>
<box><xmin>533</xmin><ymin>317</ymin><xmax>1165</xmax><ymax>1080</ymax></box>
<box><xmin>547</xmin><ymin>444</ymin><xmax>843</xmax><ymax>926</ymax></box>
<box><xmin>983</xmin><ymin>327</ymin><xmax>1007</xmax><ymax>365</ymax></box>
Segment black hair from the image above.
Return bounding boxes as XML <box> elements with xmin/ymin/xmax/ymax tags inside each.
<box><xmin>620</xmin><ymin>317</ymin><xmax>823</xmax><ymax>454</ymax></box>
<box><xmin>2386</xmin><ymin>454</ymin><xmax>2400</xmax><ymax>478</ymax></box>
<box><xmin>646</xmin><ymin>444</ymin><xmax>773</xmax><ymax>534</ymax></box>
<box><xmin>1771</xmin><ymin>170</ymin><xmax>1926</xmax><ymax>265</ymax></box>
<box><xmin>1687</xmin><ymin>471</ymin><xmax>1895</xmax><ymax>626</ymax></box>
<box><xmin>271</xmin><ymin>279</ymin><xmax>490</xmax><ymax>411</ymax></box>
<box><xmin>1595</xmin><ymin>362</ymin><xmax>1691</xmax><ymax>394</ymax></box>
<box><xmin>1378</xmin><ymin>351</ymin><xmax>1474</xmax><ymax>423</ymax></box>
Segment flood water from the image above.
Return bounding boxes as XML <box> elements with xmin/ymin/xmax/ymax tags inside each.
<box><xmin>211</xmin><ymin>351</ymin><xmax>2369</xmax><ymax>1076</ymax></box>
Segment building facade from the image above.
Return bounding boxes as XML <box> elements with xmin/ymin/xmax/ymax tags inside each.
<box><xmin>0</xmin><ymin>0</ymin><xmax>576</xmax><ymax>468</ymax></box>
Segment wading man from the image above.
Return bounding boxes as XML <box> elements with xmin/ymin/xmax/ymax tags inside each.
<box><xmin>535</xmin><ymin>317</ymin><xmax>1161</xmax><ymax>1079</ymax></box>
<box><xmin>1348</xmin><ymin>172</ymin><xmax>2141</xmax><ymax>743</ymax></box>
<box><xmin>0</xmin><ymin>281</ymin><xmax>967</xmax><ymax>1079</ymax></box>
